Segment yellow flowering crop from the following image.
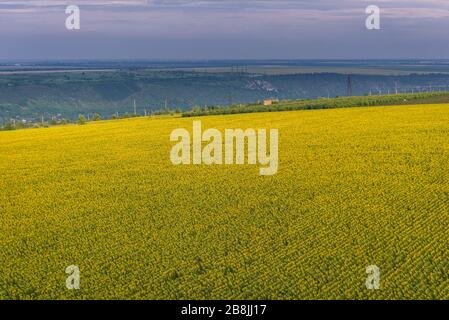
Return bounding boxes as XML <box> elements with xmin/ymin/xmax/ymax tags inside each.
<box><xmin>0</xmin><ymin>104</ymin><xmax>448</xmax><ymax>299</ymax></box>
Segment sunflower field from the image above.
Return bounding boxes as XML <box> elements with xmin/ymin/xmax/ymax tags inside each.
<box><xmin>0</xmin><ymin>104</ymin><xmax>448</xmax><ymax>299</ymax></box>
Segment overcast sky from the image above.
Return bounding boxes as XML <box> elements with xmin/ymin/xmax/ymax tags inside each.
<box><xmin>1</xmin><ymin>0</ymin><xmax>449</xmax><ymax>60</ymax></box>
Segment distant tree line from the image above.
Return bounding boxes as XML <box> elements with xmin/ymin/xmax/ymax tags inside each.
<box><xmin>182</xmin><ymin>92</ymin><xmax>449</xmax><ymax>117</ymax></box>
<box><xmin>0</xmin><ymin>107</ymin><xmax>182</xmax><ymax>131</ymax></box>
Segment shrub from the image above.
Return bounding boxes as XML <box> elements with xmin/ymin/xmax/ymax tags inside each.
<box><xmin>77</xmin><ymin>114</ymin><xmax>87</xmax><ymax>125</ymax></box>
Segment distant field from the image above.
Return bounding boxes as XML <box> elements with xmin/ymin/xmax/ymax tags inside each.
<box><xmin>4</xmin><ymin>60</ymin><xmax>449</xmax><ymax>76</ymax></box>
<box><xmin>0</xmin><ymin>104</ymin><xmax>448</xmax><ymax>299</ymax></box>
<box><xmin>170</xmin><ymin>66</ymin><xmax>449</xmax><ymax>75</ymax></box>
<box><xmin>0</xmin><ymin>69</ymin><xmax>118</xmax><ymax>75</ymax></box>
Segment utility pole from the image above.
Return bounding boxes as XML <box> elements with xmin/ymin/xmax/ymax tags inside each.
<box><xmin>346</xmin><ymin>75</ymin><xmax>353</xmax><ymax>97</ymax></box>
<box><xmin>228</xmin><ymin>93</ymin><xmax>233</xmax><ymax>106</ymax></box>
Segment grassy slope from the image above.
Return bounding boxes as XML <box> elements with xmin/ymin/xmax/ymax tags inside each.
<box><xmin>182</xmin><ymin>92</ymin><xmax>449</xmax><ymax>117</ymax></box>
<box><xmin>0</xmin><ymin>104</ymin><xmax>448</xmax><ymax>299</ymax></box>
<box><xmin>3</xmin><ymin>70</ymin><xmax>449</xmax><ymax>121</ymax></box>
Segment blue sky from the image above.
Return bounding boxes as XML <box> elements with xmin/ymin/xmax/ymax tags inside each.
<box><xmin>1</xmin><ymin>0</ymin><xmax>449</xmax><ymax>60</ymax></box>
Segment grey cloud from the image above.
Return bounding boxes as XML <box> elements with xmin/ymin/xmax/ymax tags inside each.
<box><xmin>0</xmin><ymin>0</ymin><xmax>448</xmax><ymax>59</ymax></box>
